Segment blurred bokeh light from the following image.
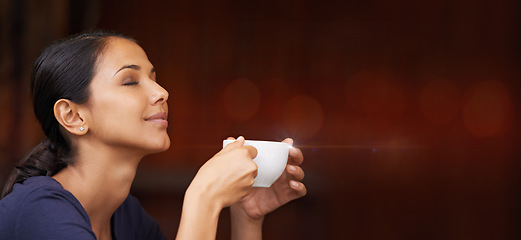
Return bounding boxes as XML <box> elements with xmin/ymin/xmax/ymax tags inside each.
<box><xmin>462</xmin><ymin>80</ymin><xmax>514</xmax><ymax>138</ymax></box>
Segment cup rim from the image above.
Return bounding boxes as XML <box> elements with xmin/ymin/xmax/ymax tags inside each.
<box><xmin>223</xmin><ymin>139</ymin><xmax>290</xmax><ymax>147</ymax></box>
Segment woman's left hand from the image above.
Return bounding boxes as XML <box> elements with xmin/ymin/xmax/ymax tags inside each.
<box><xmin>229</xmin><ymin>137</ymin><xmax>307</xmax><ymax>220</ymax></box>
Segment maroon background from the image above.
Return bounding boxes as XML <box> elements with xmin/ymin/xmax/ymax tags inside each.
<box><xmin>1</xmin><ymin>0</ymin><xmax>520</xmax><ymax>239</ymax></box>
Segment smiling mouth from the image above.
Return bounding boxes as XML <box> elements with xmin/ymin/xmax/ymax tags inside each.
<box><xmin>145</xmin><ymin>112</ymin><xmax>168</xmax><ymax>127</ymax></box>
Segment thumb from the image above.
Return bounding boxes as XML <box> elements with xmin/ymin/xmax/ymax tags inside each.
<box><xmin>220</xmin><ymin>136</ymin><xmax>257</xmax><ymax>159</ymax></box>
<box><xmin>218</xmin><ymin>136</ymin><xmax>245</xmax><ymax>155</ymax></box>
<box><xmin>244</xmin><ymin>145</ymin><xmax>258</xmax><ymax>159</ymax></box>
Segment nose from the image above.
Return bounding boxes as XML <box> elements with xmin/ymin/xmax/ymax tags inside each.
<box><xmin>150</xmin><ymin>81</ymin><xmax>169</xmax><ymax>105</ymax></box>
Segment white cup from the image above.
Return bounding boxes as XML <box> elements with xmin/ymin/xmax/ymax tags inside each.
<box><xmin>223</xmin><ymin>140</ymin><xmax>290</xmax><ymax>187</ymax></box>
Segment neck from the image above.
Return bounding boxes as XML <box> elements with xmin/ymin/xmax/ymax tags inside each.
<box><xmin>53</xmin><ymin>141</ymin><xmax>145</xmax><ymax>239</ymax></box>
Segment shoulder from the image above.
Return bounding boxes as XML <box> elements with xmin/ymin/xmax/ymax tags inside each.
<box><xmin>113</xmin><ymin>194</ymin><xmax>166</xmax><ymax>240</ymax></box>
<box><xmin>0</xmin><ymin>176</ymin><xmax>95</xmax><ymax>240</ymax></box>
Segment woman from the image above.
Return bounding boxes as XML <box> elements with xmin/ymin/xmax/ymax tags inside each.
<box><xmin>0</xmin><ymin>31</ymin><xmax>306</xmax><ymax>240</ymax></box>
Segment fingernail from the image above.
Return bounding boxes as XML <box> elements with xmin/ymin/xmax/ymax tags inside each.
<box><xmin>290</xmin><ymin>181</ymin><xmax>299</xmax><ymax>188</ymax></box>
<box><xmin>288</xmin><ymin>165</ymin><xmax>297</xmax><ymax>172</ymax></box>
<box><xmin>237</xmin><ymin>136</ymin><xmax>244</xmax><ymax>141</ymax></box>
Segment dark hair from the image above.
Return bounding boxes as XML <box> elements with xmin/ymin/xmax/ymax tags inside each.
<box><xmin>1</xmin><ymin>30</ymin><xmax>134</xmax><ymax>198</ymax></box>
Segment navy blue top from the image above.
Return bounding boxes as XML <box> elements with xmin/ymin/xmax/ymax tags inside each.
<box><xmin>0</xmin><ymin>176</ymin><xmax>166</xmax><ymax>240</ymax></box>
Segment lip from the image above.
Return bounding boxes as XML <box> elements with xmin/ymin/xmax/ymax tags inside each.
<box><xmin>145</xmin><ymin>112</ymin><xmax>168</xmax><ymax>127</ymax></box>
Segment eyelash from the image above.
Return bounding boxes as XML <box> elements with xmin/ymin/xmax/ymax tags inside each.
<box><xmin>123</xmin><ymin>81</ymin><xmax>139</xmax><ymax>86</ymax></box>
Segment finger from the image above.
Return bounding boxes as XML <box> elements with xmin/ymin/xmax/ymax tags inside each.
<box><xmin>244</xmin><ymin>145</ymin><xmax>258</xmax><ymax>159</ymax></box>
<box><xmin>281</xmin><ymin>138</ymin><xmax>303</xmax><ymax>165</ymax></box>
<box><xmin>289</xmin><ymin>180</ymin><xmax>307</xmax><ymax>198</ymax></box>
<box><xmin>282</xmin><ymin>138</ymin><xmax>294</xmax><ymax>146</ymax></box>
<box><xmin>287</xmin><ymin>146</ymin><xmax>304</xmax><ymax>165</ymax></box>
<box><xmin>226</xmin><ymin>136</ymin><xmax>236</xmax><ymax>140</ymax></box>
<box><xmin>251</xmin><ymin>164</ymin><xmax>258</xmax><ymax>178</ymax></box>
<box><xmin>225</xmin><ymin>136</ymin><xmax>244</xmax><ymax>148</ymax></box>
<box><xmin>286</xmin><ymin>164</ymin><xmax>305</xmax><ymax>181</ymax></box>
<box><xmin>218</xmin><ymin>136</ymin><xmax>245</xmax><ymax>156</ymax></box>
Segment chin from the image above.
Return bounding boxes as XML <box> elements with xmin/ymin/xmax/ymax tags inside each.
<box><xmin>150</xmin><ymin>138</ymin><xmax>171</xmax><ymax>153</ymax></box>
<box><xmin>159</xmin><ymin>140</ymin><xmax>171</xmax><ymax>152</ymax></box>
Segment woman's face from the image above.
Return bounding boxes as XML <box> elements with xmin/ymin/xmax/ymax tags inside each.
<box><xmin>83</xmin><ymin>37</ymin><xmax>170</xmax><ymax>155</ymax></box>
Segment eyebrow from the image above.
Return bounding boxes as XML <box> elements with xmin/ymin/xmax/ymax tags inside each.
<box><xmin>113</xmin><ymin>64</ymin><xmax>155</xmax><ymax>77</ymax></box>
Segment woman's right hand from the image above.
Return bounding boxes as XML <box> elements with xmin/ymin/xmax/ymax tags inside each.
<box><xmin>177</xmin><ymin>137</ymin><xmax>257</xmax><ymax>239</ymax></box>
<box><xmin>187</xmin><ymin>136</ymin><xmax>258</xmax><ymax>209</ymax></box>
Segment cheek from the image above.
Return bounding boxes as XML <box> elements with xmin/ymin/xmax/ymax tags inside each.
<box><xmin>88</xmin><ymin>94</ymin><xmax>145</xmax><ymax>132</ymax></box>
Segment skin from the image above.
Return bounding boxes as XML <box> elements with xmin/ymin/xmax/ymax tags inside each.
<box><xmin>51</xmin><ymin>37</ymin><xmax>307</xmax><ymax>240</ymax></box>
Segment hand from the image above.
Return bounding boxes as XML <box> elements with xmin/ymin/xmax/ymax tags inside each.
<box><xmin>230</xmin><ymin>137</ymin><xmax>307</xmax><ymax>220</ymax></box>
<box><xmin>187</xmin><ymin>136</ymin><xmax>258</xmax><ymax>209</ymax></box>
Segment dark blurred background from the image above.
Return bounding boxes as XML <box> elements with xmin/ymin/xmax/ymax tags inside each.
<box><xmin>1</xmin><ymin>0</ymin><xmax>520</xmax><ymax>239</ymax></box>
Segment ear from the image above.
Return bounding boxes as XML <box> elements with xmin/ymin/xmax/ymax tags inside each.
<box><xmin>54</xmin><ymin>99</ymin><xmax>88</xmax><ymax>135</ymax></box>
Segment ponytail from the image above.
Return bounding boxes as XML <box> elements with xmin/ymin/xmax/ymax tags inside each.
<box><xmin>1</xmin><ymin>138</ymin><xmax>69</xmax><ymax>198</ymax></box>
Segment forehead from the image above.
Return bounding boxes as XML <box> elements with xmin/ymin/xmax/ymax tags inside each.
<box><xmin>96</xmin><ymin>37</ymin><xmax>151</xmax><ymax>73</ymax></box>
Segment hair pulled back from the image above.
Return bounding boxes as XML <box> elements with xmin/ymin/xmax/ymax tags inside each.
<box><xmin>1</xmin><ymin>30</ymin><xmax>134</xmax><ymax>198</ymax></box>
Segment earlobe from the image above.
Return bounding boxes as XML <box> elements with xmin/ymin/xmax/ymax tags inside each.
<box><xmin>54</xmin><ymin>99</ymin><xmax>88</xmax><ymax>135</ymax></box>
